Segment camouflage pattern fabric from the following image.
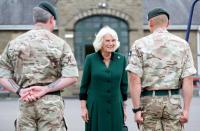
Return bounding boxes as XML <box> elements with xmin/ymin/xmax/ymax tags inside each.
<box><xmin>0</xmin><ymin>27</ymin><xmax>78</xmax><ymax>131</ymax></box>
<box><xmin>0</xmin><ymin>28</ymin><xmax>78</xmax><ymax>88</ymax></box>
<box><xmin>139</xmin><ymin>95</ymin><xmax>183</xmax><ymax>131</ymax></box>
<box><xmin>17</xmin><ymin>95</ymin><xmax>67</xmax><ymax>131</ymax></box>
<box><xmin>126</xmin><ymin>28</ymin><xmax>196</xmax><ymax>90</ymax></box>
<box><xmin>126</xmin><ymin>28</ymin><xmax>196</xmax><ymax>130</ymax></box>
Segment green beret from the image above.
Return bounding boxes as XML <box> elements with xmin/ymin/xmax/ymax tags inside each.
<box><xmin>38</xmin><ymin>1</ymin><xmax>57</xmax><ymax>20</ymax></box>
<box><xmin>148</xmin><ymin>8</ymin><xmax>169</xmax><ymax>20</ymax></box>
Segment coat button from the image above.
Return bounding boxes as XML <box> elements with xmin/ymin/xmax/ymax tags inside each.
<box><xmin>107</xmin><ymin>90</ymin><xmax>111</xmax><ymax>93</ymax></box>
<box><xmin>106</xmin><ymin>100</ymin><xmax>111</xmax><ymax>103</ymax></box>
<box><xmin>107</xmin><ymin>110</ymin><xmax>111</xmax><ymax>114</ymax></box>
<box><xmin>105</xmin><ymin>70</ymin><xmax>110</xmax><ymax>73</ymax></box>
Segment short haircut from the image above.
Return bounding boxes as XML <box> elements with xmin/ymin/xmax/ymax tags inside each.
<box><xmin>150</xmin><ymin>14</ymin><xmax>169</xmax><ymax>26</ymax></box>
<box><xmin>93</xmin><ymin>26</ymin><xmax>120</xmax><ymax>52</ymax></box>
<box><xmin>33</xmin><ymin>7</ymin><xmax>52</xmax><ymax>23</ymax></box>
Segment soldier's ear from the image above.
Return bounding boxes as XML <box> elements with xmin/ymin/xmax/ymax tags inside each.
<box><xmin>166</xmin><ymin>20</ymin><xmax>170</xmax><ymax>27</ymax></box>
<box><xmin>50</xmin><ymin>16</ymin><xmax>54</xmax><ymax>24</ymax></box>
<box><xmin>149</xmin><ymin>20</ymin><xmax>154</xmax><ymax>28</ymax></box>
<box><xmin>148</xmin><ymin>20</ymin><xmax>154</xmax><ymax>32</ymax></box>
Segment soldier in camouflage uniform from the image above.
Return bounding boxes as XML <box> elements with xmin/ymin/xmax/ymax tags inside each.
<box><xmin>126</xmin><ymin>8</ymin><xmax>196</xmax><ymax>131</ymax></box>
<box><xmin>0</xmin><ymin>1</ymin><xmax>78</xmax><ymax>131</ymax></box>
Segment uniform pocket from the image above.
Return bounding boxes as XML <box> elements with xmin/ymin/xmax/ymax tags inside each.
<box><xmin>140</xmin><ymin>96</ymin><xmax>152</xmax><ymax>107</ymax></box>
<box><xmin>169</xmin><ymin>95</ymin><xmax>182</xmax><ymax>109</ymax></box>
<box><xmin>167</xmin><ymin>96</ymin><xmax>182</xmax><ymax>122</ymax></box>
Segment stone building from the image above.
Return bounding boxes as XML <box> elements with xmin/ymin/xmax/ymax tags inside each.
<box><xmin>0</xmin><ymin>0</ymin><xmax>199</xmax><ymax>96</ymax></box>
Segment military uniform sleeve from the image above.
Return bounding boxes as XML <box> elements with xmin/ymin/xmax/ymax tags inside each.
<box><xmin>79</xmin><ymin>55</ymin><xmax>91</xmax><ymax>100</ymax></box>
<box><xmin>126</xmin><ymin>41</ymin><xmax>143</xmax><ymax>77</ymax></box>
<box><xmin>181</xmin><ymin>44</ymin><xmax>196</xmax><ymax>78</ymax></box>
<box><xmin>61</xmin><ymin>42</ymin><xmax>79</xmax><ymax>77</ymax></box>
<box><xmin>120</xmin><ymin>56</ymin><xmax>128</xmax><ymax>101</ymax></box>
<box><xmin>0</xmin><ymin>43</ymin><xmax>13</xmax><ymax>78</ymax></box>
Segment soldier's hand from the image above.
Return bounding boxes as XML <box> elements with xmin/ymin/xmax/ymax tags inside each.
<box><xmin>30</xmin><ymin>86</ymin><xmax>49</xmax><ymax>99</ymax></box>
<box><xmin>180</xmin><ymin>110</ymin><xmax>189</xmax><ymax>125</ymax></box>
<box><xmin>81</xmin><ymin>107</ymin><xmax>89</xmax><ymax>123</ymax></box>
<box><xmin>134</xmin><ymin>111</ymin><xmax>143</xmax><ymax>124</ymax></box>
<box><xmin>20</xmin><ymin>88</ymin><xmax>37</xmax><ymax>102</ymax></box>
<box><xmin>20</xmin><ymin>88</ymin><xmax>31</xmax><ymax>98</ymax></box>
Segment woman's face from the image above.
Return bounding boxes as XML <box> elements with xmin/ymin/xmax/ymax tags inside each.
<box><xmin>101</xmin><ymin>34</ymin><xmax>116</xmax><ymax>53</ymax></box>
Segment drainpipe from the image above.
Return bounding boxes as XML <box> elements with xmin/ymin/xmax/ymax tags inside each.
<box><xmin>197</xmin><ymin>26</ymin><xmax>200</xmax><ymax>75</ymax></box>
<box><xmin>185</xmin><ymin>0</ymin><xmax>200</xmax><ymax>42</ymax></box>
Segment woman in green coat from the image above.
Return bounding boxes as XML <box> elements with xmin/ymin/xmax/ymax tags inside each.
<box><xmin>79</xmin><ymin>26</ymin><xmax>128</xmax><ymax>131</ymax></box>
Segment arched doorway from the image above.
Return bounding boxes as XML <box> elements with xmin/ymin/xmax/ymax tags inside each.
<box><xmin>74</xmin><ymin>15</ymin><xmax>129</xmax><ymax>68</ymax></box>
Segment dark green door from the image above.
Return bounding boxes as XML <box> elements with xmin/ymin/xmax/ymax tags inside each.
<box><xmin>75</xmin><ymin>15</ymin><xmax>129</xmax><ymax>68</ymax></box>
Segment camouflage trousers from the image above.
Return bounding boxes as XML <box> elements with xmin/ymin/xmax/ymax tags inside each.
<box><xmin>16</xmin><ymin>95</ymin><xmax>67</xmax><ymax>131</ymax></box>
<box><xmin>139</xmin><ymin>95</ymin><xmax>183</xmax><ymax>131</ymax></box>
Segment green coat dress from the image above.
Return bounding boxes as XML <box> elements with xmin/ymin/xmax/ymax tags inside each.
<box><xmin>79</xmin><ymin>51</ymin><xmax>128</xmax><ymax>131</ymax></box>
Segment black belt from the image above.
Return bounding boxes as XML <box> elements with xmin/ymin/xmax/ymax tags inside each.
<box><xmin>46</xmin><ymin>91</ymin><xmax>61</xmax><ymax>96</ymax></box>
<box><xmin>141</xmin><ymin>89</ymin><xmax>179</xmax><ymax>96</ymax></box>
<box><xmin>25</xmin><ymin>83</ymin><xmax>61</xmax><ymax>96</ymax></box>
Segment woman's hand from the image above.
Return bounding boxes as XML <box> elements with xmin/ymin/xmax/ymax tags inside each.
<box><xmin>81</xmin><ymin>100</ymin><xmax>89</xmax><ymax>123</ymax></box>
<box><xmin>81</xmin><ymin>107</ymin><xmax>89</xmax><ymax>123</ymax></box>
<box><xmin>123</xmin><ymin>101</ymin><xmax>127</xmax><ymax>122</ymax></box>
<box><xmin>123</xmin><ymin>108</ymin><xmax>127</xmax><ymax>122</ymax></box>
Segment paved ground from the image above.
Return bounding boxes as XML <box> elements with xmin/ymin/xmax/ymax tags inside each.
<box><xmin>0</xmin><ymin>97</ymin><xmax>200</xmax><ymax>131</ymax></box>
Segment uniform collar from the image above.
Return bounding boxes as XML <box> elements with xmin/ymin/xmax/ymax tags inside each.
<box><xmin>33</xmin><ymin>24</ymin><xmax>50</xmax><ymax>31</ymax></box>
<box><xmin>153</xmin><ymin>28</ymin><xmax>168</xmax><ymax>33</ymax></box>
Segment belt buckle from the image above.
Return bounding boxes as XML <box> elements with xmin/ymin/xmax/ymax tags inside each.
<box><xmin>168</xmin><ymin>90</ymin><xmax>172</xmax><ymax>96</ymax></box>
<box><xmin>152</xmin><ymin>90</ymin><xmax>155</xmax><ymax>97</ymax></box>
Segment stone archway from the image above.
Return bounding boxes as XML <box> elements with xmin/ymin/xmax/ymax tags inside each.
<box><xmin>65</xmin><ymin>8</ymin><xmax>133</xmax><ymax>30</ymax></box>
<box><xmin>74</xmin><ymin>15</ymin><xmax>129</xmax><ymax>68</ymax></box>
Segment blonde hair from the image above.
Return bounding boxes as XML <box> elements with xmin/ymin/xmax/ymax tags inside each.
<box><xmin>150</xmin><ymin>14</ymin><xmax>169</xmax><ymax>26</ymax></box>
<box><xmin>93</xmin><ymin>26</ymin><xmax>120</xmax><ymax>52</ymax></box>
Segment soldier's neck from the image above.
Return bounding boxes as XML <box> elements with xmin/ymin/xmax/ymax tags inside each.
<box><xmin>34</xmin><ymin>23</ymin><xmax>51</xmax><ymax>31</ymax></box>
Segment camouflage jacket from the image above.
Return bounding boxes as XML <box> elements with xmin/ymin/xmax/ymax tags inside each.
<box><xmin>126</xmin><ymin>28</ymin><xmax>196</xmax><ymax>90</ymax></box>
<box><xmin>0</xmin><ymin>27</ymin><xmax>78</xmax><ymax>88</ymax></box>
